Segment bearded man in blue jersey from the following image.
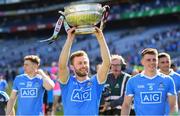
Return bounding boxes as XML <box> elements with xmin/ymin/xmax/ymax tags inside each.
<box><xmin>58</xmin><ymin>27</ymin><xmax>111</xmax><ymax>115</ymax></box>
<box><xmin>158</xmin><ymin>52</ymin><xmax>180</xmax><ymax>114</ymax></box>
<box><xmin>6</xmin><ymin>55</ymin><xmax>55</xmax><ymax>115</ymax></box>
<box><xmin>121</xmin><ymin>48</ymin><xmax>177</xmax><ymax>115</ymax></box>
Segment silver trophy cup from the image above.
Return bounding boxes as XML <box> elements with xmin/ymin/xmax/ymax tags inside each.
<box><xmin>59</xmin><ymin>3</ymin><xmax>110</xmax><ymax>34</ymax></box>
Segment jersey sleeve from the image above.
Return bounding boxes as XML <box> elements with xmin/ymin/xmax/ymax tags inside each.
<box><xmin>125</xmin><ymin>78</ymin><xmax>134</xmax><ymax>96</ymax></box>
<box><xmin>167</xmin><ymin>77</ymin><xmax>177</xmax><ymax>96</ymax></box>
<box><xmin>92</xmin><ymin>75</ymin><xmax>104</xmax><ymax>88</ymax></box>
<box><xmin>4</xmin><ymin>80</ymin><xmax>8</xmax><ymax>88</ymax></box>
<box><xmin>175</xmin><ymin>74</ymin><xmax>180</xmax><ymax>93</ymax></box>
<box><xmin>90</xmin><ymin>75</ymin><xmax>104</xmax><ymax>99</ymax></box>
<box><xmin>12</xmin><ymin>76</ymin><xmax>18</xmax><ymax>91</ymax></box>
<box><xmin>60</xmin><ymin>75</ymin><xmax>72</xmax><ymax>92</ymax></box>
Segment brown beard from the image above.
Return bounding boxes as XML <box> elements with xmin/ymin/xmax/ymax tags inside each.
<box><xmin>74</xmin><ymin>68</ymin><xmax>88</xmax><ymax>77</ymax></box>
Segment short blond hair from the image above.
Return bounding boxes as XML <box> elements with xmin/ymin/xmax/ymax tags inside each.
<box><xmin>70</xmin><ymin>50</ymin><xmax>88</xmax><ymax>65</ymax></box>
<box><xmin>111</xmin><ymin>54</ymin><xmax>126</xmax><ymax>65</ymax></box>
<box><xmin>141</xmin><ymin>48</ymin><xmax>158</xmax><ymax>58</ymax></box>
<box><xmin>24</xmin><ymin>55</ymin><xmax>40</xmax><ymax>66</ymax></box>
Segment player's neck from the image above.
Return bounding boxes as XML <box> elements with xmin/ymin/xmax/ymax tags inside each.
<box><xmin>27</xmin><ymin>72</ymin><xmax>36</xmax><ymax>78</ymax></box>
<box><xmin>113</xmin><ymin>72</ymin><xmax>121</xmax><ymax>79</ymax></box>
<box><xmin>76</xmin><ymin>76</ymin><xmax>89</xmax><ymax>82</ymax></box>
<box><xmin>160</xmin><ymin>69</ymin><xmax>171</xmax><ymax>75</ymax></box>
<box><xmin>143</xmin><ymin>70</ymin><xmax>157</xmax><ymax>77</ymax></box>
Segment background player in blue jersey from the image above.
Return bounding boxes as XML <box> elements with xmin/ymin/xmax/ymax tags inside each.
<box><xmin>0</xmin><ymin>74</ymin><xmax>8</xmax><ymax>91</ymax></box>
<box><xmin>121</xmin><ymin>48</ymin><xmax>177</xmax><ymax>115</ymax></box>
<box><xmin>158</xmin><ymin>52</ymin><xmax>180</xmax><ymax>114</ymax></box>
<box><xmin>58</xmin><ymin>27</ymin><xmax>111</xmax><ymax>115</ymax></box>
<box><xmin>6</xmin><ymin>55</ymin><xmax>55</xmax><ymax>115</ymax></box>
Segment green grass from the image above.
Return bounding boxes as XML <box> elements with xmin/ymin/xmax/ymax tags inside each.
<box><xmin>7</xmin><ymin>82</ymin><xmax>17</xmax><ymax>111</ymax></box>
<box><xmin>7</xmin><ymin>82</ymin><xmax>13</xmax><ymax>95</ymax></box>
<box><xmin>55</xmin><ymin>110</ymin><xmax>63</xmax><ymax>115</ymax></box>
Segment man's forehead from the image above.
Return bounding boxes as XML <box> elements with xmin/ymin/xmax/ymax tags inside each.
<box><xmin>143</xmin><ymin>54</ymin><xmax>157</xmax><ymax>58</ymax></box>
<box><xmin>159</xmin><ymin>57</ymin><xmax>170</xmax><ymax>60</ymax></box>
<box><xmin>111</xmin><ymin>59</ymin><xmax>121</xmax><ymax>63</ymax></box>
<box><xmin>24</xmin><ymin>60</ymin><xmax>31</xmax><ymax>64</ymax></box>
<box><xmin>74</xmin><ymin>56</ymin><xmax>89</xmax><ymax>61</ymax></box>
<box><xmin>24</xmin><ymin>60</ymin><xmax>35</xmax><ymax>65</ymax></box>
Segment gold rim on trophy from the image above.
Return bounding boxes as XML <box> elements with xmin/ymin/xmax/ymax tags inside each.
<box><xmin>59</xmin><ymin>3</ymin><xmax>110</xmax><ymax>34</ymax></box>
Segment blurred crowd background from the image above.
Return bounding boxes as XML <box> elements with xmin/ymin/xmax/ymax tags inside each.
<box><xmin>0</xmin><ymin>0</ymin><xmax>180</xmax><ymax>114</ymax></box>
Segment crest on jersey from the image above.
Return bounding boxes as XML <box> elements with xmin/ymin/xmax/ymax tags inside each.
<box><xmin>26</xmin><ymin>82</ymin><xmax>32</xmax><ymax>88</ymax></box>
<box><xmin>87</xmin><ymin>82</ymin><xmax>92</xmax><ymax>86</ymax></box>
<box><xmin>158</xmin><ymin>82</ymin><xmax>164</xmax><ymax>90</ymax></box>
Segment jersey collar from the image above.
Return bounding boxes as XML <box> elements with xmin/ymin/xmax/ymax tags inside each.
<box><xmin>140</xmin><ymin>71</ymin><xmax>159</xmax><ymax>80</ymax></box>
<box><xmin>73</xmin><ymin>75</ymin><xmax>90</xmax><ymax>83</ymax></box>
<box><xmin>24</xmin><ymin>74</ymin><xmax>42</xmax><ymax>80</ymax></box>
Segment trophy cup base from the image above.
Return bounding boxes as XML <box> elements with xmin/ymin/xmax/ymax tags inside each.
<box><xmin>75</xmin><ymin>26</ymin><xmax>95</xmax><ymax>34</ymax></box>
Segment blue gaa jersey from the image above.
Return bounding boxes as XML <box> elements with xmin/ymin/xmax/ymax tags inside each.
<box><xmin>60</xmin><ymin>75</ymin><xmax>104</xmax><ymax>115</ymax></box>
<box><xmin>12</xmin><ymin>74</ymin><xmax>45</xmax><ymax>115</ymax></box>
<box><xmin>162</xmin><ymin>70</ymin><xmax>180</xmax><ymax>115</ymax></box>
<box><xmin>125</xmin><ymin>73</ymin><xmax>176</xmax><ymax>115</ymax></box>
<box><xmin>0</xmin><ymin>80</ymin><xmax>8</xmax><ymax>91</ymax></box>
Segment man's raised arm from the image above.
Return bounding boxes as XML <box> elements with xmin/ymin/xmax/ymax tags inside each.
<box><xmin>94</xmin><ymin>27</ymin><xmax>111</xmax><ymax>84</ymax></box>
<box><xmin>58</xmin><ymin>27</ymin><xmax>76</xmax><ymax>83</ymax></box>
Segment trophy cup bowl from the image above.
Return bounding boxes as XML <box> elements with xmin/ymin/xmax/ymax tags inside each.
<box><xmin>59</xmin><ymin>3</ymin><xmax>105</xmax><ymax>34</ymax></box>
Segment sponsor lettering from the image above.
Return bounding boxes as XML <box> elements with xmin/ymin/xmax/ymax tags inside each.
<box><xmin>71</xmin><ymin>88</ymin><xmax>91</xmax><ymax>102</ymax></box>
<box><xmin>140</xmin><ymin>91</ymin><xmax>162</xmax><ymax>104</ymax></box>
<box><xmin>20</xmin><ymin>88</ymin><xmax>37</xmax><ymax>97</ymax></box>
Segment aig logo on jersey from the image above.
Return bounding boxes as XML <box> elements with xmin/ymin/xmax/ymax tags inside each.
<box><xmin>20</xmin><ymin>88</ymin><xmax>38</xmax><ymax>98</ymax></box>
<box><xmin>71</xmin><ymin>88</ymin><xmax>91</xmax><ymax>102</ymax></box>
<box><xmin>140</xmin><ymin>91</ymin><xmax>162</xmax><ymax>104</ymax></box>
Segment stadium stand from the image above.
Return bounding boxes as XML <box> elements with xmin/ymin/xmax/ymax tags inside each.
<box><xmin>0</xmin><ymin>0</ymin><xmax>180</xmax><ymax>78</ymax></box>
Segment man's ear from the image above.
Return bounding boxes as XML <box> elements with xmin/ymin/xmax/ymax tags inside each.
<box><xmin>141</xmin><ymin>59</ymin><xmax>144</xmax><ymax>66</ymax></box>
<box><xmin>34</xmin><ymin>64</ymin><xmax>39</xmax><ymax>69</ymax></box>
<box><xmin>70</xmin><ymin>65</ymin><xmax>74</xmax><ymax>71</ymax></box>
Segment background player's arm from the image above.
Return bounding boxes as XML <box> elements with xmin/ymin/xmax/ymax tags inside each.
<box><xmin>9</xmin><ymin>108</ymin><xmax>15</xmax><ymax>116</ymax></box>
<box><xmin>178</xmin><ymin>93</ymin><xmax>180</xmax><ymax>110</ymax></box>
<box><xmin>168</xmin><ymin>95</ymin><xmax>178</xmax><ymax>114</ymax></box>
<box><xmin>58</xmin><ymin>27</ymin><xmax>75</xmax><ymax>84</ymax></box>
<box><xmin>37</xmin><ymin>69</ymin><xmax>55</xmax><ymax>90</ymax></box>
<box><xmin>121</xmin><ymin>96</ymin><xmax>133</xmax><ymax>115</ymax></box>
<box><xmin>94</xmin><ymin>27</ymin><xmax>111</xmax><ymax>84</ymax></box>
<box><xmin>6</xmin><ymin>91</ymin><xmax>17</xmax><ymax>115</ymax></box>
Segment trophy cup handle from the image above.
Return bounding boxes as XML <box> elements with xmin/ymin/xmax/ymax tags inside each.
<box><xmin>58</xmin><ymin>11</ymin><xmax>71</xmax><ymax>33</ymax></box>
<box><xmin>100</xmin><ymin>5</ymin><xmax>110</xmax><ymax>30</ymax></box>
<box><xmin>58</xmin><ymin>11</ymin><xmax>65</xmax><ymax>16</ymax></box>
<box><xmin>102</xmin><ymin>5</ymin><xmax>110</xmax><ymax>13</ymax></box>
<box><xmin>39</xmin><ymin>15</ymin><xmax>64</xmax><ymax>44</ymax></box>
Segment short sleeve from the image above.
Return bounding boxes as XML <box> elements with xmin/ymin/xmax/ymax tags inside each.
<box><xmin>125</xmin><ymin>78</ymin><xmax>134</xmax><ymax>96</ymax></box>
<box><xmin>167</xmin><ymin>77</ymin><xmax>176</xmax><ymax>96</ymax></box>
<box><xmin>12</xmin><ymin>76</ymin><xmax>18</xmax><ymax>91</ymax></box>
<box><xmin>91</xmin><ymin>75</ymin><xmax>104</xmax><ymax>93</ymax></box>
<box><xmin>175</xmin><ymin>74</ymin><xmax>180</xmax><ymax>93</ymax></box>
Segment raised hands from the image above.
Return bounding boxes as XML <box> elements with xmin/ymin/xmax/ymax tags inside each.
<box><xmin>94</xmin><ymin>26</ymin><xmax>104</xmax><ymax>40</ymax></box>
<box><xmin>67</xmin><ymin>27</ymin><xmax>76</xmax><ymax>41</ymax></box>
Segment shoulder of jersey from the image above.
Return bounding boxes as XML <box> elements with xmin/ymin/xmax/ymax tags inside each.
<box><xmin>16</xmin><ymin>74</ymin><xmax>27</xmax><ymax>78</ymax></box>
<box><xmin>173</xmin><ymin>71</ymin><xmax>180</xmax><ymax>77</ymax></box>
<box><xmin>157</xmin><ymin>73</ymin><xmax>171</xmax><ymax>78</ymax></box>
